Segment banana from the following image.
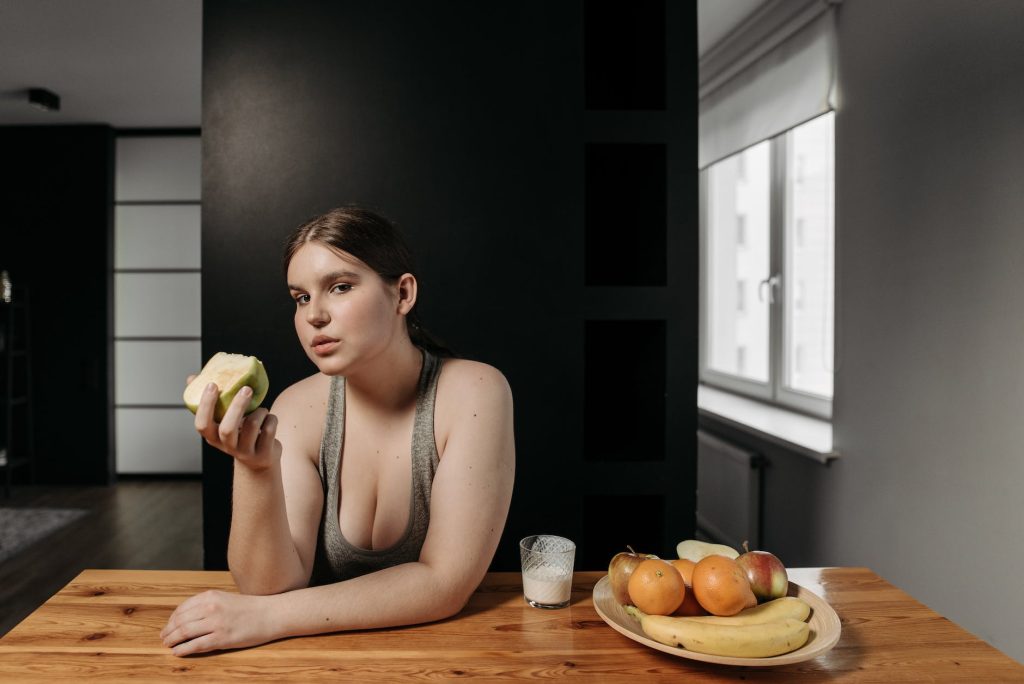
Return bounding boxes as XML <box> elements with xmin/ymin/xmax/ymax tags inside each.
<box><xmin>683</xmin><ymin>596</ymin><xmax>810</xmax><ymax>625</ymax></box>
<box><xmin>623</xmin><ymin>597</ymin><xmax>809</xmax><ymax>626</ymax></box>
<box><xmin>635</xmin><ymin>613</ymin><xmax>810</xmax><ymax>658</ymax></box>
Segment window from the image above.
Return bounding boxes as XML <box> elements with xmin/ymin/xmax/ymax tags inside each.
<box><xmin>700</xmin><ymin>111</ymin><xmax>834</xmax><ymax>418</ymax></box>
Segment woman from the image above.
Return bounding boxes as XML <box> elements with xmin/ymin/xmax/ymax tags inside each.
<box><xmin>161</xmin><ymin>206</ymin><xmax>515</xmax><ymax>656</ymax></box>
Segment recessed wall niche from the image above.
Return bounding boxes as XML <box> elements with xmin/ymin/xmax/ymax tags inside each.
<box><xmin>583</xmin><ymin>494</ymin><xmax>665</xmax><ymax>569</ymax></box>
<box><xmin>585</xmin><ymin>143</ymin><xmax>667</xmax><ymax>286</ymax></box>
<box><xmin>584</xmin><ymin>319</ymin><xmax>666</xmax><ymax>462</ymax></box>
<box><xmin>584</xmin><ymin>0</ymin><xmax>666</xmax><ymax>110</ymax></box>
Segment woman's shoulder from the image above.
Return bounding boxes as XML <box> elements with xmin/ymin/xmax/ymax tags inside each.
<box><xmin>434</xmin><ymin>358</ymin><xmax>513</xmax><ymax>445</ymax></box>
<box><xmin>273</xmin><ymin>371</ymin><xmax>332</xmax><ymax>409</ymax></box>
<box><xmin>433</xmin><ymin>358</ymin><xmax>513</xmax><ymax>461</ymax></box>
<box><xmin>437</xmin><ymin>357</ymin><xmax>512</xmax><ymax>402</ymax></box>
<box><xmin>269</xmin><ymin>372</ymin><xmax>332</xmax><ymax>461</ymax></box>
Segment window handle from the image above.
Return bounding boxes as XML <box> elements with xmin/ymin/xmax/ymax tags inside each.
<box><xmin>758</xmin><ymin>274</ymin><xmax>781</xmax><ymax>304</ymax></box>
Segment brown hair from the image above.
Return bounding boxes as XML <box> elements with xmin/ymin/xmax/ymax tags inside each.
<box><xmin>282</xmin><ymin>206</ymin><xmax>455</xmax><ymax>358</ymax></box>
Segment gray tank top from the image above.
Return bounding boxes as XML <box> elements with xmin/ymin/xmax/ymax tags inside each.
<box><xmin>310</xmin><ymin>348</ymin><xmax>443</xmax><ymax>585</ymax></box>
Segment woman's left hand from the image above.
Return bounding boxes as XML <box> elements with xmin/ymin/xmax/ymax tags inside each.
<box><xmin>160</xmin><ymin>590</ymin><xmax>277</xmax><ymax>656</ymax></box>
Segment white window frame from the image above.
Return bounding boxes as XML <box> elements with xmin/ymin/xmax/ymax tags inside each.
<box><xmin>699</xmin><ymin>117</ymin><xmax>833</xmax><ymax>420</ymax></box>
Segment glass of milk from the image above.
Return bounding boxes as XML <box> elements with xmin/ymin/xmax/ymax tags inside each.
<box><xmin>519</xmin><ymin>535</ymin><xmax>575</xmax><ymax>609</ymax></box>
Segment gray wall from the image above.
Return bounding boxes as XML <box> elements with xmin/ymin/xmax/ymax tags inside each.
<box><xmin>706</xmin><ymin>0</ymin><xmax>1024</xmax><ymax>663</ymax></box>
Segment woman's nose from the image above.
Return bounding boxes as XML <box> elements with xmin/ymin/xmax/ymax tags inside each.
<box><xmin>305</xmin><ymin>302</ymin><xmax>329</xmax><ymax>326</ymax></box>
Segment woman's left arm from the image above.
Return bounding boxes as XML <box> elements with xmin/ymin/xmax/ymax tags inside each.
<box><xmin>162</xmin><ymin>364</ymin><xmax>515</xmax><ymax>656</ymax></box>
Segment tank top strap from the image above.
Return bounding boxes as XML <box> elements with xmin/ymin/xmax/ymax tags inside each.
<box><xmin>410</xmin><ymin>348</ymin><xmax>443</xmax><ymax>509</ymax></box>
<box><xmin>317</xmin><ymin>373</ymin><xmax>346</xmax><ymax>485</ymax></box>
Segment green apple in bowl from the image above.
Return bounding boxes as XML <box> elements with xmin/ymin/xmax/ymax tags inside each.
<box><xmin>183</xmin><ymin>352</ymin><xmax>269</xmax><ymax>422</ymax></box>
<box><xmin>676</xmin><ymin>539</ymin><xmax>739</xmax><ymax>563</ymax></box>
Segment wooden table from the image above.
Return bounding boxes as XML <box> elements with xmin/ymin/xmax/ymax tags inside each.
<box><xmin>0</xmin><ymin>568</ymin><xmax>1020</xmax><ymax>681</ymax></box>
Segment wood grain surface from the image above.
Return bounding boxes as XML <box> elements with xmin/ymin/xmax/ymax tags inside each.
<box><xmin>0</xmin><ymin>568</ymin><xmax>1021</xmax><ymax>681</ymax></box>
<box><xmin>0</xmin><ymin>481</ymin><xmax>202</xmax><ymax>639</ymax></box>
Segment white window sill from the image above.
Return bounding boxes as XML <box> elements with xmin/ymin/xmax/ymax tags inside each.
<box><xmin>697</xmin><ymin>385</ymin><xmax>838</xmax><ymax>464</ymax></box>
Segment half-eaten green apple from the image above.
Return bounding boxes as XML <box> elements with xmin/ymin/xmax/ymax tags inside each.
<box><xmin>183</xmin><ymin>352</ymin><xmax>269</xmax><ymax>422</ymax></box>
<box><xmin>608</xmin><ymin>546</ymin><xmax>660</xmax><ymax>605</ymax></box>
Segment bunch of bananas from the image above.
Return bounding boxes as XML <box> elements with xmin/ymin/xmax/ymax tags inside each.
<box><xmin>625</xmin><ymin>596</ymin><xmax>812</xmax><ymax>658</ymax></box>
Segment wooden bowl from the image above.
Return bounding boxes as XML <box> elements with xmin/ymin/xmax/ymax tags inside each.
<box><xmin>592</xmin><ymin>574</ymin><xmax>842</xmax><ymax>667</ymax></box>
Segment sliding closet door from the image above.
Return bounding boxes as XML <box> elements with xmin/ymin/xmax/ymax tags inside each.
<box><xmin>114</xmin><ymin>134</ymin><xmax>202</xmax><ymax>474</ymax></box>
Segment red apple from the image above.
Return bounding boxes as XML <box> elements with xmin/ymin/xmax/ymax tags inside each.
<box><xmin>735</xmin><ymin>544</ymin><xmax>788</xmax><ymax>602</ymax></box>
<box><xmin>608</xmin><ymin>546</ymin><xmax>659</xmax><ymax>605</ymax></box>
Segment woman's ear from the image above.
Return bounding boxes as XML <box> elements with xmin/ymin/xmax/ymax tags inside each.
<box><xmin>395</xmin><ymin>273</ymin><xmax>418</xmax><ymax>315</ymax></box>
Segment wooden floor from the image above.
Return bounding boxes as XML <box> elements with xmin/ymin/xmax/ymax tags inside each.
<box><xmin>0</xmin><ymin>478</ymin><xmax>202</xmax><ymax>637</ymax></box>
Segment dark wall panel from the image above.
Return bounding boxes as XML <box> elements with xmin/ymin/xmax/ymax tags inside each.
<box><xmin>0</xmin><ymin>125</ymin><xmax>114</xmax><ymax>486</ymax></box>
<box><xmin>583</xmin><ymin>494</ymin><xmax>664</xmax><ymax>570</ymax></box>
<box><xmin>585</xmin><ymin>0</ymin><xmax>666</xmax><ymax>110</ymax></box>
<box><xmin>584</xmin><ymin>320</ymin><xmax>665</xmax><ymax>462</ymax></box>
<box><xmin>585</xmin><ymin>143</ymin><xmax>667</xmax><ymax>286</ymax></box>
<box><xmin>202</xmin><ymin>0</ymin><xmax>696</xmax><ymax>571</ymax></box>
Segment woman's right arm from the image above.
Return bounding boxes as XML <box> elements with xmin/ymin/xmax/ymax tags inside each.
<box><xmin>192</xmin><ymin>378</ymin><xmax>324</xmax><ymax>595</ymax></box>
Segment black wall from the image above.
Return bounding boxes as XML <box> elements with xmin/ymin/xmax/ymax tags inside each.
<box><xmin>202</xmin><ymin>0</ymin><xmax>696</xmax><ymax>571</ymax></box>
<box><xmin>0</xmin><ymin>125</ymin><xmax>115</xmax><ymax>486</ymax></box>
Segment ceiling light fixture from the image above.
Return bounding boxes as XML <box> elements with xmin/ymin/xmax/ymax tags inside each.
<box><xmin>28</xmin><ymin>88</ymin><xmax>60</xmax><ymax>112</ymax></box>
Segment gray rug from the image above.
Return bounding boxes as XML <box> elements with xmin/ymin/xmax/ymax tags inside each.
<box><xmin>0</xmin><ymin>508</ymin><xmax>89</xmax><ymax>564</ymax></box>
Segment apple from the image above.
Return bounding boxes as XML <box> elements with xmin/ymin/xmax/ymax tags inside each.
<box><xmin>735</xmin><ymin>543</ymin><xmax>788</xmax><ymax>602</ymax></box>
<box><xmin>608</xmin><ymin>546</ymin><xmax>659</xmax><ymax>605</ymax></box>
<box><xmin>183</xmin><ymin>352</ymin><xmax>269</xmax><ymax>422</ymax></box>
<box><xmin>675</xmin><ymin>539</ymin><xmax>739</xmax><ymax>563</ymax></box>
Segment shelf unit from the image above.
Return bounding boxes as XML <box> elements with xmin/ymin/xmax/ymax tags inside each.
<box><xmin>1</xmin><ymin>284</ymin><xmax>35</xmax><ymax>497</ymax></box>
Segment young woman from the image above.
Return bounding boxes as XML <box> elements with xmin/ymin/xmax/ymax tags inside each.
<box><xmin>161</xmin><ymin>207</ymin><xmax>515</xmax><ymax>656</ymax></box>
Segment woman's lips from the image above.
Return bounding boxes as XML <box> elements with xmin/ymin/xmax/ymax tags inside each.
<box><xmin>311</xmin><ymin>335</ymin><xmax>339</xmax><ymax>356</ymax></box>
<box><xmin>313</xmin><ymin>340</ymin><xmax>338</xmax><ymax>356</ymax></box>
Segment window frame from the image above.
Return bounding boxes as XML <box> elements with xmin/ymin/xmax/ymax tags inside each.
<box><xmin>699</xmin><ymin>116</ymin><xmax>833</xmax><ymax>420</ymax></box>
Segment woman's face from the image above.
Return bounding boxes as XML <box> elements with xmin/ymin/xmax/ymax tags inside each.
<box><xmin>287</xmin><ymin>241</ymin><xmax>405</xmax><ymax>375</ymax></box>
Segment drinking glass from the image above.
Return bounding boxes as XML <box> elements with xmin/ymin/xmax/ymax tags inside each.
<box><xmin>519</xmin><ymin>535</ymin><xmax>575</xmax><ymax>609</ymax></box>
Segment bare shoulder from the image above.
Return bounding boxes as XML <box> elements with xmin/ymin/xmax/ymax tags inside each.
<box><xmin>434</xmin><ymin>359</ymin><xmax>513</xmax><ymax>457</ymax></box>
<box><xmin>270</xmin><ymin>372</ymin><xmax>332</xmax><ymax>464</ymax></box>
<box><xmin>437</xmin><ymin>358</ymin><xmax>513</xmax><ymax>408</ymax></box>
<box><xmin>270</xmin><ymin>374</ymin><xmax>329</xmax><ymax>411</ymax></box>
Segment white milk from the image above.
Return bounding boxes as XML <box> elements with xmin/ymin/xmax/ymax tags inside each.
<box><xmin>522</xmin><ymin>564</ymin><xmax>572</xmax><ymax>606</ymax></box>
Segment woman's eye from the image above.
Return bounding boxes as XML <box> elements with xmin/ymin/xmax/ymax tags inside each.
<box><xmin>293</xmin><ymin>284</ymin><xmax>350</xmax><ymax>304</ymax></box>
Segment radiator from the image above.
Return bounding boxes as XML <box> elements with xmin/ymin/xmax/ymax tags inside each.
<box><xmin>696</xmin><ymin>430</ymin><xmax>763</xmax><ymax>551</ymax></box>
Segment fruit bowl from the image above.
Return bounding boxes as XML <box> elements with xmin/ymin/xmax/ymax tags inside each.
<box><xmin>592</xmin><ymin>574</ymin><xmax>841</xmax><ymax>667</ymax></box>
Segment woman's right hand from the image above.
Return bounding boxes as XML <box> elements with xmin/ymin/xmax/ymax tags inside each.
<box><xmin>187</xmin><ymin>374</ymin><xmax>282</xmax><ymax>471</ymax></box>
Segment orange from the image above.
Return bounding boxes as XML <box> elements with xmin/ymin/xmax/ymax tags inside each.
<box><xmin>691</xmin><ymin>554</ymin><xmax>757</xmax><ymax>616</ymax></box>
<box><xmin>673</xmin><ymin>587</ymin><xmax>708</xmax><ymax>616</ymax></box>
<box><xmin>670</xmin><ymin>559</ymin><xmax>696</xmax><ymax>585</ymax></box>
<box><xmin>627</xmin><ymin>559</ymin><xmax>685</xmax><ymax>615</ymax></box>
<box><xmin>669</xmin><ymin>559</ymin><xmax>707</xmax><ymax>616</ymax></box>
